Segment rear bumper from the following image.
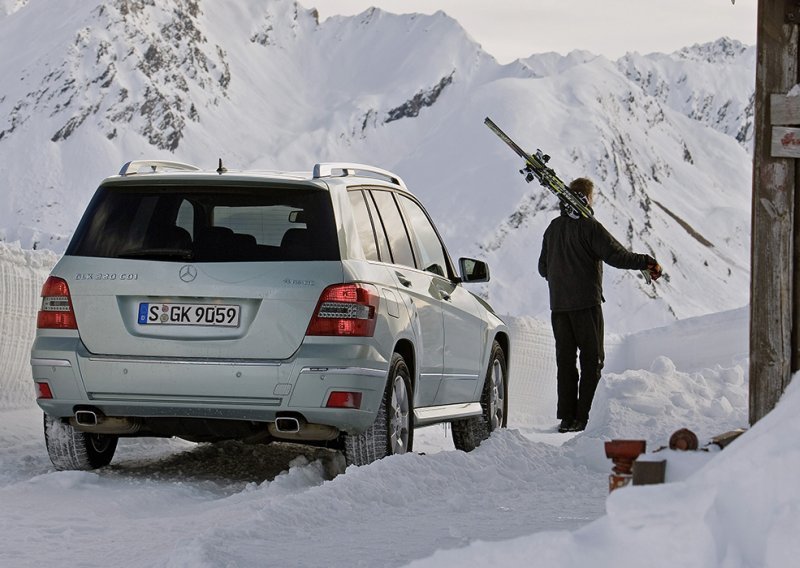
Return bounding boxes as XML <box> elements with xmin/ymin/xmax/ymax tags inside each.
<box><xmin>30</xmin><ymin>334</ymin><xmax>389</xmax><ymax>434</ymax></box>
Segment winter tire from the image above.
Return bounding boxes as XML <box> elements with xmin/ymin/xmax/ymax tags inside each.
<box><xmin>452</xmin><ymin>340</ymin><xmax>507</xmax><ymax>452</ymax></box>
<box><xmin>343</xmin><ymin>353</ymin><xmax>413</xmax><ymax>467</ymax></box>
<box><xmin>43</xmin><ymin>413</ymin><xmax>118</xmax><ymax>471</ymax></box>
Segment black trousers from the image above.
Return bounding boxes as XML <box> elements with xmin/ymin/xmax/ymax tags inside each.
<box><xmin>551</xmin><ymin>305</ymin><xmax>605</xmax><ymax>422</ymax></box>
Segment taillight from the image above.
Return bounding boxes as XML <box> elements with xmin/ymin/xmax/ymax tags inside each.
<box><xmin>306</xmin><ymin>283</ymin><xmax>379</xmax><ymax>337</ymax></box>
<box><xmin>37</xmin><ymin>276</ymin><xmax>78</xmax><ymax>330</ymax></box>
<box><xmin>35</xmin><ymin>382</ymin><xmax>54</xmax><ymax>399</ymax></box>
<box><xmin>326</xmin><ymin>391</ymin><xmax>363</xmax><ymax>409</ymax></box>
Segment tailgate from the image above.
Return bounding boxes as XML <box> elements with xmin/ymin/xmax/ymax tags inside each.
<box><xmin>57</xmin><ymin>257</ymin><xmax>343</xmax><ymax>360</ymax></box>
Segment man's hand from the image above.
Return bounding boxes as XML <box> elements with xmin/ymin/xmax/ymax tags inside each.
<box><xmin>648</xmin><ymin>262</ymin><xmax>663</xmax><ymax>281</ymax></box>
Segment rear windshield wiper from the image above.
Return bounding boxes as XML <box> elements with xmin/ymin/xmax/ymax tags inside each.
<box><xmin>117</xmin><ymin>248</ymin><xmax>194</xmax><ymax>261</ymax></box>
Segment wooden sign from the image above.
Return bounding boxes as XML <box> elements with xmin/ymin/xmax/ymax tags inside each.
<box><xmin>770</xmin><ymin>93</ymin><xmax>800</xmax><ymax>125</ymax></box>
<box><xmin>771</xmin><ymin>126</ymin><xmax>800</xmax><ymax>157</ymax></box>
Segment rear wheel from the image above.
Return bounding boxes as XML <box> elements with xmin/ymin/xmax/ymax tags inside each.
<box><xmin>452</xmin><ymin>341</ymin><xmax>507</xmax><ymax>452</ymax></box>
<box><xmin>43</xmin><ymin>413</ymin><xmax>118</xmax><ymax>471</ymax></box>
<box><xmin>343</xmin><ymin>353</ymin><xmax>413</xmax><ymax>467</ymax></box>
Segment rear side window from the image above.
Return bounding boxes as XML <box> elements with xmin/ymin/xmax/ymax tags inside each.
<box><xmin>370</xmin><ymin>190</ymin><xmax>416</xmax><ymax>268</ymax></box>
<box><xmin>66</xmin><ymin>183</ymin><xmax>339</xmax><ymax>262</ymax></box>
<box><xmin>347</xmin><ymin>190</ymin><xmax>380</xmax><ymax>262</ymax></box>
<box><xmin>364</xmin><ymin>191</ymin><xmax>393</xmax><ymax>263</ymax></box>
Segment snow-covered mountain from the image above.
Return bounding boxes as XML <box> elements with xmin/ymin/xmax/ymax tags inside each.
<box><xmin>0</xmin><ymin>0</ymin><xmax>755</xmax><ymax>332</ymax></box>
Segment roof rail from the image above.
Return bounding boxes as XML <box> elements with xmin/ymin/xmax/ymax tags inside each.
<box><xmin>313</xmin><ymin>162</ymin><xmax>407</xmax><ymax>189</ymax></box>
<box><xmin>119</xmin><ymin>160</ymin><xmax>201</xmax><ymax>176</ymax></box>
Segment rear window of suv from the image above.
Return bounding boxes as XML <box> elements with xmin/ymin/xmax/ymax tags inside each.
<box><xmin>66</xmin><ymin>182</ymin><xmax>339</xmax><ymax>262</ymax></box>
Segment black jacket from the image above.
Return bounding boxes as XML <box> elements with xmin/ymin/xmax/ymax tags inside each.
<box><xmin>538</xmin><ymin>213</ymin><xmax>653</xmax><ymax>312</ymax></box>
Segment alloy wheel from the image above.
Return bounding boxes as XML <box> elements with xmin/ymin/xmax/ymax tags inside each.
<box><xmin>389</xmin><ymin>374</ymin><xmax>411</xmax><ymax>454</ymax></box>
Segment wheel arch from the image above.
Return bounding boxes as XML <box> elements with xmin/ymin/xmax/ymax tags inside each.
<box><xmin>393</xmin><ymin>338</ymin><xmax>416</xmax><ymax>392</ymax></box>
<box><xmin>493</xmin><ymin>331</ymin><xmax>510</xmax><ymax>373</ymax></box>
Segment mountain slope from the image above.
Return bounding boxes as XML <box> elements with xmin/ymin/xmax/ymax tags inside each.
<box><xmin>0</xmin><ymin>0</ymin><xmax>755</xmax><ymax>331</ymax></box>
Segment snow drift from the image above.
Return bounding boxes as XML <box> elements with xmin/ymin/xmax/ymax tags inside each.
<box><xmin>406</xmin><ymin>375</ymin><xmax>796</xmax><ymax>568</ymax></box>
<box><xmin>0</xmin><ymin>243</ymin><xmax>56</xmax><ymax>409</ymax></box>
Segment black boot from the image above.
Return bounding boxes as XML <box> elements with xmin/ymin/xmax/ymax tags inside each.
<box><xmin>558</xmin><ymin>419</ymin><xmax>574</xmax><ymax>433</ymax></box>
<box><xmin>569</xmin><ymin>419</ymin><xmax>587</xmax><ymax>432</ymax></box>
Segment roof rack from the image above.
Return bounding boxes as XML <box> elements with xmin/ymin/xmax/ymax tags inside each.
<box><xmin>119</xmin><ymin>160</ymin><xmax>202</xmax><ymax>176</ymax></box>
<box><xmin>312</xmin><ymin>162</ymin><xmax>407</xmax><ymax>189</ymax></box>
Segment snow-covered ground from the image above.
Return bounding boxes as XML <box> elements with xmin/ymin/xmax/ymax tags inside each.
<box><xmin>0</xmin><ymin>242</ymin><xmax>772</xmax><ymax>567</ymax></box>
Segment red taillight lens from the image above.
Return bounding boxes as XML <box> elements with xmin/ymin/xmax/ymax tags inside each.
<box><xmin>326</xmin><ymin>391</ymin><xmax>363</xmax><ymax>409</ymax></box>
<box><xmin>35</xmin><ymin>382</ymin><xmax>53</xmax><ymax>399</ymax></box>
<box><xmin>306</xmin><ymin>283</ymin><xmax>379</xmax><ymax>337</ymax></box>
<box><xmin>37</xmin><ymin>276</ymin><xmax>78</xmax><ymax>330</ymax></box>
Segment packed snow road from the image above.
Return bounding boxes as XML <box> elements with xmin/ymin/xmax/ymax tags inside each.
<box><xmin>0</xmin><ymin>408</ymin><xmax>607</xmax><ymax>567</ymax></box>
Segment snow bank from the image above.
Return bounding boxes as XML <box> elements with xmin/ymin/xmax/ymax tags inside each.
<box><xmin>406</xmin><ymin>375</ymin><xmax>797</xmax><ymax>568</ymax></box>
<box><xmin>0</xmin><ymin>242</ymin><xmax>57</xmax><ymax>409</ymax></box>
<box><xmin>570</xmin><ymin>356</ymin><xmax>748</xmax><ymax>472</ymax></box>
<box><xmin>506</xmin><ymin>309</ymin><xmax>748</xmax><ymax>428</ymax></box>
<box><xmin>605</xmin><ymin>306</ymin><xmax>749</xmax><ymax>373</ymax></box>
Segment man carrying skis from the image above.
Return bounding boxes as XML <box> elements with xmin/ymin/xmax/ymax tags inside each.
<box><xmin>538</xmin><ymin>177</ymin><xmax>662</xmax><ymax>433</ymax></box>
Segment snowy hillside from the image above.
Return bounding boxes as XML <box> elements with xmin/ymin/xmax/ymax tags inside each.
<box><xmin>0</xmin><ymin>0</ymin><xmax>754</xmax><ymax>331</ymax></box>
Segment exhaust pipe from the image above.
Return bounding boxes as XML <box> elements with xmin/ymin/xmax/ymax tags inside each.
<box><xmin>75</xmin><ymin>410</ymin><xmax>98</xmax><ymax>427</ymax></box>
<box><xmin>71</xmin><ymin>408</ymin><xmax>141</xmax><ymax>434</ymax></box>
<box><xmin>274</xmin><ymin>416</ymin><xmax>300</xmax><ymax>433</ymax></box>
<box><xmin>268</xmin><ymin>416</ymin><xmax>339</xmax><ymax>441</ymax></box>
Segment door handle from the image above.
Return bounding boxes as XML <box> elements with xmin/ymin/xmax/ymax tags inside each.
<box><xmin>395</xmin><ymin>272</ymin><xmax>412</xmax><ymax>287</ymax></box>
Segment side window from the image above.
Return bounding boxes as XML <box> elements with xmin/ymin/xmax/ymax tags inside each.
<box><xmin>347</xmin><ymin>190</ymin><xmax>380</xmax><ymax>261</ymax></box>
<box><xmin>397</xmin><ymin>195</ymin><xmax>449</xmax><ymax>278</ymax></box>
<box><xmin>370</xmin><ymin>190</ymin><xmax>416</xmax><ymax>268</ymax></box>
<box><xmin>364</xmin><ymin>190</ymin><xmax>393</xmax><ymax>263</ymax></box>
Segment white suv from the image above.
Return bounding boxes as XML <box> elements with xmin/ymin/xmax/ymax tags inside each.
<box><xmin>31</xmin><ymin>160</ymin><xmax>509</xmax><ymax>469</ymax></box>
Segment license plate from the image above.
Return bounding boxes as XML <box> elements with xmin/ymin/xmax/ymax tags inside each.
<box><xmin>137</xmin><ymin>302</ymin><xmax>241</xmax><ymax>327</ymax></box>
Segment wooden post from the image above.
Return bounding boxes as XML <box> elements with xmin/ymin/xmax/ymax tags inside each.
<box><xmin>750</xmin><ymin>0</ymin><xmax>799</xmax><ymax>424</ymax></box>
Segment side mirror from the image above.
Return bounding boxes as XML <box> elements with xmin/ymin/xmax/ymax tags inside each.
<box><xmin>459</xmin><ymin>258</ymin><xmax>490</xmax><ymax>283</ymax></box>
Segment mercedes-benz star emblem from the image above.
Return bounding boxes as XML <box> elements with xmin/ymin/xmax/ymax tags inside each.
<box><xmin>179</xmin><ymin>265</ymin><xmax>197</xmax><ymax>283</ymax></box>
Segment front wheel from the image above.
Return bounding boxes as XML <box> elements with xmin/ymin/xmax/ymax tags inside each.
<box><xmin>452</xmin><ymin>341</ymin><xmax>507</xmax><ymax>452</ymax></box>
<box><xmin>343</xmin><ymin>353</ymin><xmax>414</xmax><ymax>467</ymax></box>
<box><xmin>43</xmin><ymin>413</ymin><xmax>118</xmax><ymax>471</ymax></box>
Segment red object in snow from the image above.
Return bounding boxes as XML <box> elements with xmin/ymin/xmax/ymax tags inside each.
<box><xmin>604</xmin><ymin>439</ymin><xmax>647</xmax><ymax>492</ymax></box>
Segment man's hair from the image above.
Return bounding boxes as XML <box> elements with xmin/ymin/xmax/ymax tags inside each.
<box><xmin>569</xmin><ymin>178</ymin><xmax>594</xmax><ymax>199</ymax></box>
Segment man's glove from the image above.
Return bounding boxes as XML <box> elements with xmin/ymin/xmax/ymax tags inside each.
<box><xmin>647</xmin><ymin>261</ymin><xmax>663</xmax><ymax>282</ymax></box>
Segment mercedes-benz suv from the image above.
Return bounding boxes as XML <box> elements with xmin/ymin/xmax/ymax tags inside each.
<box><xmin>31</xmin><ymin>160</ymin><xmax>509</xmax><ymax>469</ymax></box>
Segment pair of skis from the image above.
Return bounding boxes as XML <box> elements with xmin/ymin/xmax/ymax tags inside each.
<box><xmin>484</xmin><ymin>117</ymin><xmax>652</xmax><ymax>284</ymax></box>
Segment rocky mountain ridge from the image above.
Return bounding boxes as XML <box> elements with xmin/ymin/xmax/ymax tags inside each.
<box><xmin>0</xmin><ymin>0</ymin><xmax>755</xmax><ymax>331</ymax></box>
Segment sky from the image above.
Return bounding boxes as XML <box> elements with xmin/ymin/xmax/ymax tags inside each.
<box><xmin>315</xmin><ymin>0</ymin><xmax>758</xmax><ymax>62</ymax></box>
